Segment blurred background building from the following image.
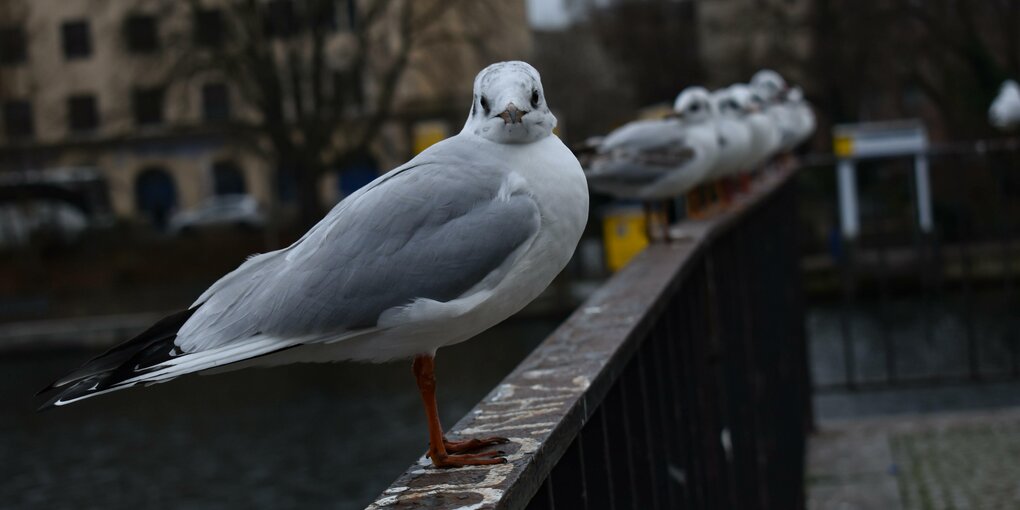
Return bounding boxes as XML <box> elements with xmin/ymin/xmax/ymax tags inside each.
<box><xmin>0</xmin><ymin>0</ymin><xmax>528</xmax><ymax>230</ymax></box>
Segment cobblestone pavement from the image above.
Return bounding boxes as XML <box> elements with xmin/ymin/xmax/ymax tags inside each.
<box><xmin>808</xmin><ymin>408</ymin><xmax>1020</xmax><ymax>510</ymax></box>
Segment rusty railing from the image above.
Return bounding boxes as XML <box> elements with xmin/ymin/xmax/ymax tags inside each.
<box><xmin>369</xmin><ymin>167</ymin><xmax>810</xmax><ymax>510</ymax></box>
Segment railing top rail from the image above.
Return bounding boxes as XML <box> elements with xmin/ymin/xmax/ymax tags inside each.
<box><xmin>368</xmin><ymin>167</ymin><xmax>799</xmax><ymax>510</ymax></box>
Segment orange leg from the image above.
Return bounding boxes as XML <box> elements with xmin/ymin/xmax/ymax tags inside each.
<box><xmin>413</xmin><ymin>354</ymin><xmax>508</xmax><ymax>468</ymax></box>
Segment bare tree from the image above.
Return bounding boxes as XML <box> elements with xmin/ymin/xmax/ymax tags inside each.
<box><xmin>588</xmin><ymin>1</ymin><xmax>704</xmax><ymax>107</ymax></box>
<box><xmin>808</xmin><ymin>0</ymin><xmax>1020</xmax><ymax>139</ymax></box>
<box><xmin>169</xmin><ymin>0</ymin><xmax>501</xmax><ymax>227</ymax></box>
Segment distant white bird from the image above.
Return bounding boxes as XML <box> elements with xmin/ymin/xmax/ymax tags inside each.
<box><xmin>586</xmin><ymin>87</ymin><xmax>720</xmax><ymax>200</ymax></box>
<box><xmin>752</xmin><ymin>70</ymin><xmax>798</xmax><ymax>152</ymax></box>
<box><xmin>787</xmin><ymin>86</ymin><xmax>816</xmax><ymax>147</ymax></box>
<box><xmin>730</xmin><ymin>84</ymin><xmax>781</xmax><ymax>169</ymax></box>
<box><xmin>989</xmin><ymin>80</ymin><xmax>1020</xmax><ymax>129</ymax></box>
<box><xmin>751</xmin><ymin>69</ymin><xmax>787</xmax><ymax>102</ymax></box>
<box><xmin>711</xmin><ymin>88</ymin><xmax>754</xmax><ymax>179</ymax></box>
<box><xmin>40</xmin><ymin>61</ymin><xmax>590</xmax><ymax>469</ymax></box>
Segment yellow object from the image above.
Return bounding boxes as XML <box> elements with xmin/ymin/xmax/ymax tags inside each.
<box><xmin>833</xmin><ymin>136</ymin><xmax>854</xmax><ymax>157</ymax></box>
<box><xmin>413</xmin><ymin>121</ymin><xmax>449</xmax><ymax>155</ymax></box>
<box><xmin>602</xmin><ymin>207</ymin><xmax>649</xmax><ymax>272</ymax></box>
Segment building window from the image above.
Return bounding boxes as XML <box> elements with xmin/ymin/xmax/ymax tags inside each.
<box><xmin>68</xmin><ymin>94</ymin><xmax>99</xmax><ymax>132</ymax></box>
<box><xmin>0</xmin><ymin>26</ymin><xmax>27</xmax><ymax>65</ymax></box>
<box><xmin>212</xmin><ymin>160</ymin><xmax>246</xmax><ymax>195</ymax></box>
<box><xmin>124</xmin><ymin>15</ymin><xmax>159</xmax><ymax>53</ymax></box>
<box><xmin>61</xmin><ymin>20</ymin><xmax>92</xmax><ymax>59</ymax></box>
<box><xmin>3</xmin><ymin>100</ymin><xmax>34</xmax><ymax>138</ymax></box>
<box><xmin>135</xmin><ymin>167</ymin><xmax>177</xmax><ymax>229</ymax></box>
<box><xmin>202</xmin><ymin>83</ymin><xmax>230</xmax><ymax>121</ymax></box>
<box><xmin>133</xmin><ymin>87</ymin><xmax>164</xmax><ymax>126</ymax></box>
<box><xmin>194</xmin><ymin>9</ymin><xmax>224</xmax><ymax>47</ymax></box>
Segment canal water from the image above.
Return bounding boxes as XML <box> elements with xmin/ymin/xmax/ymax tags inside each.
<box><xmin>808</xmin><ymin>292</ymin><xmax>1020</xmax><ymax>420</ymax></box>
<box><xmin>0</xmin><ymin>318</ymin><xmax>560</xmax><ymax>509</ymax></box>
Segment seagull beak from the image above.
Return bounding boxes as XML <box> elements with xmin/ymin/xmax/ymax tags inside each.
<box><xmin>498</xmin><ymin>103</ymin><xmax>526</xmax><ymax>125</ymax></box>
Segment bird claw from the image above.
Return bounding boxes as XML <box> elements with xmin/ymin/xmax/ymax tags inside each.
<box><xmin>430</xmin><ymin>450</ymin><xmax>508</xmax><ymax>468</ymax></box>
<box><xmin>443</xmin><ymin>436</ymin><xmax>510</xmax><ymax>454</ymax></box>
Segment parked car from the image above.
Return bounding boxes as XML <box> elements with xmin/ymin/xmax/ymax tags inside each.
<box><xmin>168</xmin><ymin>194</ymin><xmax>265</xmax><ymax>234</ymax></box>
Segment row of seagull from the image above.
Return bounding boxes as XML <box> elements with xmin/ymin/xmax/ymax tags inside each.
<box><xmin>583</xmin><ymin>70</ymin><xmax>816</xmax><ymax>211</ymax></box>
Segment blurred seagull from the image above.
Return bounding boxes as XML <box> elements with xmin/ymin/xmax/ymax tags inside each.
<box><xmin>39</xmin><ymin>61</ymin><xmax>589</xmax><ymax>469</ymax></box>
<box><xmin>711</xmin><ymin>88</ymin><xmax>754</xmax><ymax>179</ymax></box>
<box><xmin>752</xmin><ymin>70</ymin><xmax>798</xmax><ymax>153</ymax></box>
<box><xmin>990</xmin><ymin>80</ymin><xmax>1020</xmax><ymax>129</ymax></box>
<box><xmin>586</xmin><ymin>87</ymin><xmax>719</xmax><ymax>234</ymax></box>
<box><xmin>730</xmin><ymin>84</ymin><xmax>781</xmax><ymax>169</ymax></box>
<box><xmin>787</xmin><ymin>86</ymin><xmax>816</xmax><ymax>147</ymax></box>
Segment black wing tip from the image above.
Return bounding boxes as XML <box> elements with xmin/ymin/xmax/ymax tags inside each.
<box><xmin>35</xmin><ymin>379</ymin><xmax>90</xmax><ymax>412</ymax></box>
<box><xmin>35</xmin><ymin>307</ymin><xmax>198</xmax><ymax>410</ymax></box>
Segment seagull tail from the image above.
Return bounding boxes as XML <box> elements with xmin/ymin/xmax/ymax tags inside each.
<box><xmin>36</xmin><ymin>308</ymin><xmax>198</xmax><ymax>411</ymax></box>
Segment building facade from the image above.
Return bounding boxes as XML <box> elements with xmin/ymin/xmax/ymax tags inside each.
<box><xmin>0</xmin><ymin>0</ymin><xmax>529</xmax><ymax>227</ymax></box>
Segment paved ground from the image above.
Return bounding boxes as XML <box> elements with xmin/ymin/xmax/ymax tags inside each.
<box><xmin>807</xmin><ymin>407</ymin><xmax>1020</xmax><ymax>510</ymax></box>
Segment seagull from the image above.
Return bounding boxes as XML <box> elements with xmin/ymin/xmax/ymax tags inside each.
<box><xmin>787</xmin><ymin>86</ymin><xmax>816</xmax><ymax>147</ymax></box>
<box><xmin>730</xmin><ymin>83</ymin><xmax>781</xmax><ymax>170</ymax></box>
<box><xmin>38</xmin><ymin>61</ymin><xmax>590</xmax><ymax>469</ymax></box>
<box><xmin>990</xmin><ymin>79</ymin><xmax>1020</xmax><ymax>129</ymax></box>
<box><xmin>752</xmin><ymin>70</ymin><xmax>798</xmax><ymax>153</ymax></box>
<box><xmin>585</xmin><ymin>87</ymin><xmax>719</xmax><ymax>232</ymax></box>
<box><xmin>710</xmin><ymin>88</ymin><xmax>754</xmax><ymax>179</ymax></box>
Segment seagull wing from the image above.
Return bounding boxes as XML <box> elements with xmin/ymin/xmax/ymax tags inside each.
<box><xmin>40</xmin><ymin>138</ymin><xmax>541</xmax><ymax>407</ymax></box>
<box><xmin>586</xmin><ymin>119</ymin><xmax>698</xmax><ymax>198</ymax></box>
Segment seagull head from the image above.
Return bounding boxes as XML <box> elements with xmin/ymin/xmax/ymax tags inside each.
<box><xmin>463</xmin><ymin>61</ymin><xmax>557</xmax><ymax>144</ymax></box>
<box><xmin>728</xmin><ymin>84</ymin><xmax>761</xmax><ymax>115</ymax></box>
<box><xmin>712</xmin><ymin>88</ymin><xmax>744</xmax><ymax>119</ymax></box>
<box><xmin>672</xmin><ymin>86</ymin><xmax>714</xmax><ymax>124</ymax></box>
<box><xmin>787</xmin><ymin>86</ymin><xmax>806</xmax><ymax>104</ymax></box>
<box><xmin>751</xmin><ymin>69</ymin><xmax>788</xmax><ymax>103</ymax></box>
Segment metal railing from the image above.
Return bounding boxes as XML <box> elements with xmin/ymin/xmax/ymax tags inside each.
<box><xmin>369</xmin><ymin>167</ymin><xmax>810</xmax><ymax>509</ymax></box>
<box><xmin>803</xmin><ymin>139</ymin><xmax>1020</xmax><ymax>391</ymax></box>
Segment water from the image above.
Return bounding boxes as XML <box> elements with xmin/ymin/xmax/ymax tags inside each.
<box><xmin>808</xmin><ymin>293</ymin><xmax>1020</xmax><ymax>420</ymax></box>
<box><xmin>0</xmin><ymin>318</ymin><xmax>560</xmax><ymax>509</ymax></box>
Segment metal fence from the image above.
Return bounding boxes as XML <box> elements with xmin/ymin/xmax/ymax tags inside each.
<box><xmin>801</xmin><ymin>140</ymin><xmax>1020</xmax><ymax>391</ymax></box>
<box><xmin>369</xmin><ymin>168</ymin><xmax>810</xmax><ymax>509</ymax></box>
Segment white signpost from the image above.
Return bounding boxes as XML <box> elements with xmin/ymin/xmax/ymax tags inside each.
<box><xmin>832</xmin><ymin>120</ymin><xmax>933</xmax><ymax>239</ymax></box>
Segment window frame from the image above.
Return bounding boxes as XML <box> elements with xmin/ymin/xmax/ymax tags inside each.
<box><xmin>132</xmin><ymin>87</ymin><xmax>165</xmax><ymax>126</ymax></box>
<box><xmin>61</xmin><ymin>20</ymin><xmax>93</xmax><ymax>60</ymax></box>
<box><xmin>3</xmin><ymin>100</ymin><xmax>34</xmax><ymax>138</ymax></box>
<box><xmin>68</xmin><ymin>94</ymin><xmax>100</xmax><ymax>133</ymax></box>
<box><xmin>124</xmin><ymin>14</ymin><xmax>159</xmax><ymax>54</ymax></box>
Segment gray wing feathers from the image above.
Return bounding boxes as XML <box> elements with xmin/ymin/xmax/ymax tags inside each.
<box><xmin>177</xmin><ymin>146</ymin><xmax>539</xmax><ymax>353</ymax></box>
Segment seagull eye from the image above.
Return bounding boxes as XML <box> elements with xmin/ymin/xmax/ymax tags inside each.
<box><xmin>480</xmin><ymin>96</ymin><xmax>490</xmax><ymax>115</ymax></box>
<box><xmin>530</xmin><ymin>89</ymin><xmax>540</xmax><ymax>108</ymax></box>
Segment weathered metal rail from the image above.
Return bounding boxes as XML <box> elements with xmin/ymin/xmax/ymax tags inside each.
<box><xmin>369</xmin><ymin>167</ymin><xmax>810</xmax><ymax>509</ymax></box>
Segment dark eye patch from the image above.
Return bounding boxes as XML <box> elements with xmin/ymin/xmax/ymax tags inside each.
<box><xmin>480</xmin><ymin>96</ymin><xmax>490</xmax><ymax>115</ymax></box>
<box><xmin>531</xmin><ymin>89</ymin><xmax>540</xmax><ymax>108</ymax></box>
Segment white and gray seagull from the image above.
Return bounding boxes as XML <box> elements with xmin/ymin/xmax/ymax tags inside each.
<box><xmin>730</xmin><ymin>83</ymin><xmax>781</xmax><ymax>170</ymax></box>
<box><xmin>787</xmin><ymin>86</ymin><xmax>816</xmax><ymax>147</ymax></box>
<box><xmin>710</xmin><ymin>87</ymin><xmax>754</xmax><ymax>180</ymax></box>
<box><xmin>585</xmin><ymin>87</ymin><xmax>719</xmax><ymax>237</ymax></box>
<box><xmin>989</xmin><ymin>79</ymin><xmax>1020</xmax><ymax>129</ymax></box>
<box><xmin>39</xmin><ymin>61</ymin><xmax>589</xmax><ymax>468</ymax></box>
<box><xmin>586</xmin><ymin>87</ymin><xmax>719</xmax><ymax>201</ymax></box>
